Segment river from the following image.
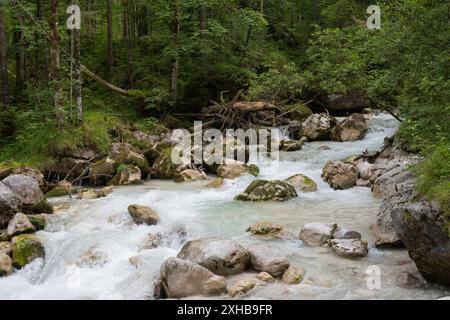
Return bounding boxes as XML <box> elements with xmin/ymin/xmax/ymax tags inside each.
<box><xmin>1</xmin><ymin>113</ymin><xmax>449</xmax><ymax>300</ymax></box>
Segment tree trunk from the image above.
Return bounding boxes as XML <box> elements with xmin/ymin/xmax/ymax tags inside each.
<box><xmin>0</xmin><ymin>0</ymin><xmax>9</xmax><ymax>107</ymax></box>
<box><xmin>106</xmin><ymin>0</ymin><xmax>114</xmax><ymax>79</ymax></box>
<box><xmin>169</xmin><ymin>0</ymin><xmax>181</xmax><ymax>108</ymax></box>
<box><xmin>12</xmin><ymin>4</ymin><xmax>25</xmax><ymax>95</ymax></box>
<box><xmin>36</xmin><ymin>0</ymin><xmax>48</xmax><ymax>82</ymax></box>
<box><xmin>49</xmin><ymin>0</ymin><xmax>65</xmax><ymax>130</ymax></box>
<box><xmin>123</xmin><ymin>0</ymin><xmax>133</xmax><ymax>85</ymax></box>
<box><xmin>74</xmin><ymin>29</ymin><xmax>82</xmax><ymax>123</ymax></box>
<box><xmin>199</xmin><ymin>5</ymin><xmax>209</xmax><ymax>84</ymax></box>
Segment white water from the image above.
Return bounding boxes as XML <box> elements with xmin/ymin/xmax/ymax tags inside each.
<box><xmin>1</xmin><ymin>113</ymin><xmax>449</xmax><ymax>300</ymax></box>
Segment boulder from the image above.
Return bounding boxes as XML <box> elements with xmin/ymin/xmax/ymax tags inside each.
<box><xmin>370</xmin><ymin>197</ymin><xmax>405</xmax><ymax>248</ymax></box>
<box><xmin>299</xmin><ymin>222</ymin><xmax>338</xmax><ymax>246</ymax></box>
<box><xmin>89</xmin><ymin>158</ymin><xmax>116</xmax><ymax>186</ymax></box>
<box><xmin>357</xmin><ymin>162</ymin><xmax>373</xmax><ymax>181</ymax></box>
<box><xmin>391</xmin><ymin>199</ymin><xmax>450</xmax><ymax>286</ymax></box>
<box><xmin>2</xmin><ymin>175</ymin><xmax>53</xmax><ymax>214</ymax></box>
<box><xmin>0</xmin><ymin>230</ymin><xmax>7</xmax><ymax>241</ymax></box>
<box><xmin>12</xmin><ymin>167</ymin><xmax>46</xmax><ymax>190</ymax></box>
<box><xmin>256</xmin><ymin>272</ymin><xmax>275</xmax><ymax>283</ymax></box>
<box><xmin>247</xmin><ymin>245</ymin><xmax>290</xmax><ymax>277</ymax></box>
<box><xmin>285</xmin><ymin>174</ymin><xmax>317</xmax><ymax>193</ymax></box>
<box><xmin>329</xmin><ymin>239</ymin><xmax>369</xmax><ymax>258</ymax></box>
<box><xmin>151</xmin><ymin>147</ymin><xmax>178</xmax><ymax>179</ymax></box>
<box><xmin>282</xmin><ymin>265</ymin><xmax>305</xmax><ymax>285</ymax></box>
<box><xmin>217</xmin><ymin>161</ymin><xmax>259</xmax><ymax>180</ymax></box>
<box><xmin>331</xmin><ymin>113</ymin><xmax>368</xmax><ymax>142</ymax></box>
<box><xmin>371</xmin><ymin>161</ymin><xmax>415</xmax><ymax>198</ymax></box>
<box><xmin>0</xmin><ymin>253</ymin><xmax>13</xmax><ymax>277</ymax></box>
<box><xmin>26</xmin><ymin>214</ymin><xmax>48</xmax><ymax>231</ymax></box>
<box><xmin>205</xmin><ymin>177</ymin><xmax>225</xmax><ymax>189</ymax></box>
<box><xmin>246</xmin><ymin>222</ymin><xmax>295</xmax><ymax>240</ymax></box>
<box><xmin>0</xmin><ymin>182</ymin><xmax>21</xmax><ymax>228</ymax></box>
<box><xmin>280</xmin><ymin>140</ymin><xmax>303</xmax><ymax>152</ymax></box>
<box><xmin>322</xmin><ymin>161</ymin><xmax>358</xmax><ymax>190</ymax></box>
<box><xmin>227</xmin><ymin>278</ymin><xmax>260</xmax><ymax>297</ymax></box>
<box><xmin>127</xmin><ymin>205</ymin><xmax>161</xmax><ymax>226</ymax></box>
<box><xmin>77</xmin><ymin>187</ymin><xmax>113</xmax><ymax>200</ymax></box>
<box><xmin>11</xmin><ymin>234</ymin><xmax>45</xmax><ymax>268</ymax></box>
<box><xmin>235</xmin><ymin>180</ymin><xmax>298</xmax><ymax>202</ymax></box>
<box><xmin>320</xmin><ymin>92</ymin><xmax>369</xmax><ymax>112</ymax></box>
<box><xmin>0</xmin><ymin>241</ymin><xmax>11</xmax><ymax>255</ymax></box>
<box><xmin>110</xmin><ymin>165</ymin><xmax>141</xmax><ymax>185</ymax></box>
<box><xmin>174</xmin><ymin>169</ymin><xmax>206</xmax><ymax>183</ymax></box>
<box><xmin>283</xmin><ymin>103</ymin><xmax>313</xmax><ymax>122</ymax></box>
<box><xmin>300</xmin><ymin>113</ymin><xmax>338</xmax><ymax>141</ymax></box>
<box><xmin>159</xmin><ymin>257</ymin><xmax>226</xmax><ymax>298</ymax></box>
<box><xmin>108</xmin><ymin>143</ymin><xmax>150</xmax><ymax>175</ymax></box>
<box><xmin>177</xmin><ymin>237</ymin><xmax>250</xmax><ymax>276</ymax></box>
<box><xmin>7</xmin><ymin>213</ymin><xmax>36</xmax><ymax>238</ymax></box>
<box><xmin>46</xmin><ymin>181</ymin><xmax>73</xmax><ymax>198</ymax></box>
<box><xmin>332</xmin><ymin>228</ymin><xmax>362</xmax><ymax>240</ymax></box>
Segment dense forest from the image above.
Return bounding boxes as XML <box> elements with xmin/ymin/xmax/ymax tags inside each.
<box><xmin>0</xmin><ymin>0</ymin><xmax>448</xmax><ymax>212</ymax></box>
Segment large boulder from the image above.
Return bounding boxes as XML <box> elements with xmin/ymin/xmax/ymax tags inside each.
<box><xmin>127</xmin><ymin>205</ymin><xmax>160</xmax><ymax>226</ymax></box>
<box><xmin>89</xmin><ymin>158</ymin><xmax>116</xmax><ymax>186</ymax></box>
<box><xmin>285</xmin><ymin>174</ymin><xmax>317</xmax><ymax>193</ymax></box>
<box><xmin>391</xmin><ymin>199</ymin><xmax>450</xmax><ymax>286</ymax></box>
<box><xmin>0</xmin><ymin>182</ymin><xmax>21</xmax><ymax>228</ymax></box>
<box><xmin>2</xmin><ymin>175</ymin><xmax>53</xmax><ymax>214</ymax></box>
<box><xmin>216</xmin><ymin>161</ymin><xmax>259</xmax><ymax>180</ymax></box>
<box><xmin>329</xmin><ymin>239</ymin><xmax>369</xmax><ymax>258</ymax></box>
<box><xmin>0</xmin><ymin>253</ymin><xmax>13</xmax><ymax>277</ymax></box>
<box><xmin>109</xmin><ymin>143</ymin><xmax>150</xmax><ymax>175</ymax></box>
<box><xmin>159</xmin><ymin>257</ymin><xmax>226</xmax><ymax>298</ymax></box>
<box><xmin>322</xmin><ymin>160</ymin><xmax>358</xmax><ymax>190</ymax></box>
<box><xmin>320</xmin><ymin>92</ymin><xmax>369</xmax><ymax>112</ymax></box>
<box><xmin>11</xmin><ymin>234</ymin><xmax>45</xmax><ymax>268</ymax></box>
<box><xmin>235</xmin><ymin>180</ymin><xmax>298</xmax><ymax>202</ymax></box>
<box><xmin>7</xmin><ymin>213</ymin><xmax>35</xmax><ymax>238</ymax></box>
<box><xmin>280</xmin><ymin>140</ymin><xmax>303</xmax><ymax>152</ymax></box>
<box><xmin>110</xmin><ymin>165</ymin><xmax>141</xmax><ymax>185</ymax></box>
<box><xmin>151</xmin><ymin>147</ymin><xmax>178</xmax><ymax>179</ymax></box>
<box><xmin>299</xmin><ymin>222</ymin><xmax>338</xmax><ymax>246</ymax></box>
<box><xmin>331</xmin><ymin>113</ymin><xmax>368</xmax><ymax>142</ymax></box>
<box><xmin>300</xmin><ymin>113</ymin><xmax>338</xmax><ymax>141</ymax></box>
<box><xmin>247</xmin><ymin>245</ymin><xmax>290</xmax><ymax>277</ymax></box>
<box><xmin>177</xmin><ymin>237</ymin><xmax>250</xmax><ymax>276</ymax></box>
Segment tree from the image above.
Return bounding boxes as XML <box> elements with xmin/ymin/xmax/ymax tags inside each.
<box><xmin>106</xmin><ymin>0</ymin><xmax>113</xmax><ymax>79</ymax></box>
<box><xmin>169</xmin><ymin>0</ymin><xmax>181</xmax><ymax>108</ymax></box>
<box><xmin>0</xmin><ymin>0</ymin><xmax>9</xmax><ymax>107</ymax></box>
<box><xmin>11</xmin><ymin>1</ymin><xmax>25</xmax><ymax>96</ymax></box>
<box><xmin>74</xmin><ymin>27</ymin><xmax>82</xmax><ymax>123</ymax></box>
<box><xmin>49</xmin><ymin>0</ymin><xmax>65</xmax><ymax>129</ymax></box>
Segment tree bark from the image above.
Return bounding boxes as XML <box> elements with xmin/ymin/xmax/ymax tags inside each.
<box><xmin>123</xmin><ymin>0</ymin><xmax>133</xmax><ymax>85</ymax></box>
<box><xmin>106</xmin><ymin>0</ymin><xmax>114</xmax><ymax>79</ymax></box>
<box><xmin>49</xmin><ymin>0</ymin><xmax>65</xmax><ymax>130</ymax></box>
<box><xmin>36</xmin><ymin>0</ymin><xmax>48</xmax><ymax>82</ymax></box>
<box><xmin>12</xmin><ymin>3</ymin><xmax>25</xmax><ymax>95</ymax></box>
<box><xmin>74</xmin><ymin>29</ymin><xmax>83</xmax><ymax>123</ymax></box>
<box><xmin>0</xmin><ymin>0</ymin><xmax>9</xmax><ymax>107</ymax></box>
<box><xmin>169</xmin><ymin>0</ymin><xmax>181</xmax><ymax>108</ymax></box>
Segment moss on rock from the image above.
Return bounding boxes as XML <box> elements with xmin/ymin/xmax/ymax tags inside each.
<box><xmin>11</xmin><ymin>234</ymin><xmax>45</xmax><ymax>268</ymax></box>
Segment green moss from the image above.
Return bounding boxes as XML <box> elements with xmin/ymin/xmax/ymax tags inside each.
<box><xmin>26</xmin><ymin>215</ymin><xmax>47</xmax><ymax>231</ymax></box>
<box><xmin>283</xmin><ymin>103</ymin><xmax>313</xmax><ymax>122</ymax></box>
<box><xmin>46</xmin><ymin>186</ymin><xmax>70</xmax><ymax>198</ymax></box>
<box><xmin>245</xmin><ymin>164</ymin><xmax>260</xmax><ymax>177</ymax></box>
<box><xmin>12</xmin><ymin>234</ymin><xmax>45</xmax><ymax>268</ymax></box>
<box><xmin>152</xmin><ymin>147</ymin><xmax>177</xmax><ymax>179</ymax></box>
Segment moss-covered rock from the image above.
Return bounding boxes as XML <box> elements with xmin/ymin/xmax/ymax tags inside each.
<box><xmin>109</xmin><ymin>143</ymin><xmax>150</xmax><ymax>175</ymax></box>
<box><xmin>285</xmin><ymin>174</ymin><xmax>318</xmax><ymax>193</ymax></box>
<box><xmin>11</xmin><ymin>234</ymin><xmax>45</xmax><ymax>268</ymax></box>
<box><xmin>217</xmin><ymin>161</ymin><xmax>260</xmax><ymax>180</ymax></box>
<box><xmin>247</xmin><ymin>222</ymin><xmax>284</xmax><ymax>236</ymax></box>
<box><xmin>46</xmin><ymin>181</ymin><xmax>73</xmax><ymax>198</ymax></box>
<box><xmin>151</xmin><ymin>147</ymin><xmax>178</xmax><ymax>179</ymax></box>
<box><xmin>89</xmin><ymin>158</ymin><xmax>116</xmax><ymax>186</ymax></box>
<box><xmin>235</xmin><ymin>180</ymin><xmax>298</xmax><ymax>202</ymax></box>
<box><xmin>26</xmin><ymin>214</ymin><xmax>48</xmax><ymax>231</ymax></box>
<box><xmin>283</xmin><ymin>103</ymin><xmax>313</xmax><ymax>122</ymax></box>
<box><xmin>110</xmin><ymin>165</ymin><xmax>142</xmax><ymax>185</ymax></box>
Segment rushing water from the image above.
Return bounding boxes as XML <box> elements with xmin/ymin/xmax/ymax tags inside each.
<box><xmin>1</xmin><ymin>113</ymin><xmax>449</xmax><ymax>300</ymax></box>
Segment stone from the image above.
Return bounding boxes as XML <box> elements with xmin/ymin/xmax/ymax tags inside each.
<box><xmin>7</xmin><ymin>213</ymin><xmax>36</xmax><ymax>237</ymax></box>
<box><xmin>247</xmin><ymin>245</ymin><xmax>290</xmax><ymax>277</ymax></box>
<box><xmin>159</xmin><ymin>257</ymin><xmax>226</xmax><ymax>298</ymax></box>
<box><xmin>235</xmin><ymin>180</ymin><xmax>298</xmax><ymax>202</ymax></box>
<box><xmin>227</xmin><ymin>278</ymin><xmax>260</xmax><ymax>297</ymax></box>
<box><xmin>26</xmin><ymin>214</ymin><xmax>48</xmax><ymax>231</ymax></box>
<box><xmin>2</xmin><ymin>174</ymin><xmax>53</xmax><ymax>214</ymax></box>
<box><xmin>89</xmin><ymin>158</ymin><xmax>116</xmax><ymax>186</ymax></box>
<box><xmin>0</xmin><ymin>230</ymin><xmax>8</xmax><ymax>241</ymax></box>
<box><xmin>329</xmin><ymin>239</ymin><xmax>369</xmax><ymax>258</ymax></box>
<box><xmin>280</xmin><ymin>140</ymin><xmax>303</xmax><ymax>152</ymax></box>
<box><xmin>257</xmin><ymin>272</ymin><xmax>275</xmax><ymax>283</ymax></box>
<box><xmin>205</xmin><ymin>177</ymin><xmax>225</xmax><ymax>188</ymax></box>
<box><xmin>108</xmin><ymin>143</ymin><xmax>150</xmax><ymax>175</ymax></box>
<box><xmin>11</xmin><ymin>234</ymin><xmax>45</xmax><ymax>268</ymax></box>
<box><xmin>285</xmin><ymin>174</ymin><xmax>317</xmax><ymax>193</ymax></box>
<box><xmin>322</xmin><ymin>160</ymin><xmax>358</xmax><ymax>190</ymax></box>
<box><xmin>299</xmin><ymin>222</ymin><xmax>338</xmax><ymax>246</ymax></box>
<box><xmin>282</xmin><ymin>265</ymin><xmax>305</xmax><ymax>284</ymax></box>
<box><xmin>96</xmin><ymin>186</ymin><xmax>113</xmax><ymax>198</ymax></box>
<box><xmin>0</xmin><ymin>241</ymin><xmax>11</xmax><ymax>255</ymax></box>
<box><xmin>0</xmin><ymin>182</ymin><xmax>21</xmax><ymax>228</ymax></box>
<box><xmin>246</xmin><ymin>222</ymin><xmax>295</xmax><ymax>240</ymax></box>
<box><xmin>151</xmin><ymin>147</ymin><xmax>178</xmax><ymax>179</ymax></box>
<box><xmin>174</xmin><ymin>169</ymin><xmax>206</xmax><ymax>183</ymax></box>
<box><xmin>177</xmin><ymin>237</ymin><xmax>250</xmax><ymax>276</ymax></box>
<box><xmin>217</xmin><ymin>161</ymin><xmax>259</xmax><ymax>180</ymax></box>
<box><xmin>300</xmin><ymin>113</ymin><xmax>338</xmax><ymax>141</ymax></box>
<box><xmin>332</xmin><ymin>228</ymin><xmax>362</xmax><ymax>240</ymax></box>
<box><xmin>110</xmin><ymin>165</ymin><xmax>141</xmax><ymax>185</ymax></box>
<box><xmin>46</xmin><ymin>181</ymin><xmax>74</xmax><ymax>198</ymax></box>
<box><xmin>357</xmin><ymin>162</ymin><xmax>373</xmax><ymax>181</ymax></box>
<box><xmin>331</xmin><ymin>113</ymin><xmax>368</xmax><ymax>142</ymax></box>
<box><xmin>128</xmin><ymin>205</ymin><xmax>161</xmax><ymax>226</ymax></box>
<box><xmin>0</xmin><ymin>253</ymin><xmax>13</xmax><ymax>277</ymax></box>
<box><xmin>320</xmin><ymin>92</ymin><xmax>369</xmax><ymax>112</ymax></box>
<box><xmin>283</xmin><ymin>104</ymin><xmax>313</xmax><ymax>122</ymax></box>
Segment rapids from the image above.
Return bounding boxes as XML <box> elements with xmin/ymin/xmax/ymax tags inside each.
<box><xmin>1</xmin><ymin>113</ymin><xmax>449</xmax><ymax>300</ymax></box>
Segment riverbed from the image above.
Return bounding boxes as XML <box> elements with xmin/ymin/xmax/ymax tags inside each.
<box><xmin>1</xmin><ymin>113</ymin><xmax>449</xmax><ymax>300</ymax></box>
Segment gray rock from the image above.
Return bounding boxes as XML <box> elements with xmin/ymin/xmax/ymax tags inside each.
<box><xmin>285</xmin><ymin>174</ymin><xmax>317</xmax><ymax>193</ymax></box>
<box><xmin>248</xmin><ymin>245</ymin><xmax>290</xmax><ymax>277</ymax></box>
<box><xmin>300</xmin><ymin>113</ymin><xmax>338</xmax><ymax>141</ymax></box>
<box><xmin>0</xmin><ymin>253</ymin><xmax>13</xmax><ymax>277</ymax></box>
<box><xmin>331</xmin><ymin>113</ymin><xmax>368</xmax><ymax>142</ymax></box>
<box><xmin>2</xmin><ymin>175</ymin><xmax>53</xmax><ymax>214</ymax></box>
<box><xmin>235</xmin><ymin>180</ymin><xmax>298</xmax><ymax>202</ymax></box>
<box><xmin>7</xmin><ymin>213</ymin><xmax>36</xmax><ymax>238</ymax></box>
<box><xmin>127</xmin><ymin>205</ymin><xmax>161</xmax><ymax>226</ymax></box>
<box><xmin>159</xmin><ymin>257</ymin><xmax>226</xmax><ymax>298</ymax></box>
<box><xmin>282</xmin><ymin>265</ymin><xmax>305</xmax><ymax>284</ymax></box>
<box><xmin>0</xmin><ymin>230</ymin><xmax>7</xmax><ymax>241</ymax></box>
<box><xmin>320</xmin><ymin>92</ymin><xmax>369</xmax><ymax>112</ymax></box>
<box><xmin>299</xmin><ymin>222</ymin><xmax>338</xmax><ymax>246</ymax></box>
<box><xmin>177</xmin><ymin>237</ymin><xmax>250</xmax><ymax>276</ymax></box>
<box><xmin>0</xmin><ymin>182</ymin><xmax>21</xmax><ymax>228</ymax></box>
<box><xmin>0</xmin><ymin>241</ymin><xmax>11</xmax><ymax>255</ymax></box>
<box><xmin>332</xmin><ymin>228</ymin><xmax>362</xmax><ymax>240</ymax></box>
<box><xmin>227</xmin><ymin>278</ymin><xmax>261</xmax><ymax>297</ymax></box>
<box><xmin>322</xmin><ymin>160</ymin><xmax>358</xmax><ymax>190</ymax></box>
<box><xmin>329</xmin><ymin>239</ymin><xmax>369</xmax><ymax>258</ymax></box>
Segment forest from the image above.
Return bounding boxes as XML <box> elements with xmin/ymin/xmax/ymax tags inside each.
<box><xmin>0</xmin><ymin>0</ymin><xmax>449</xmax><ymax>300</ymax></box>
